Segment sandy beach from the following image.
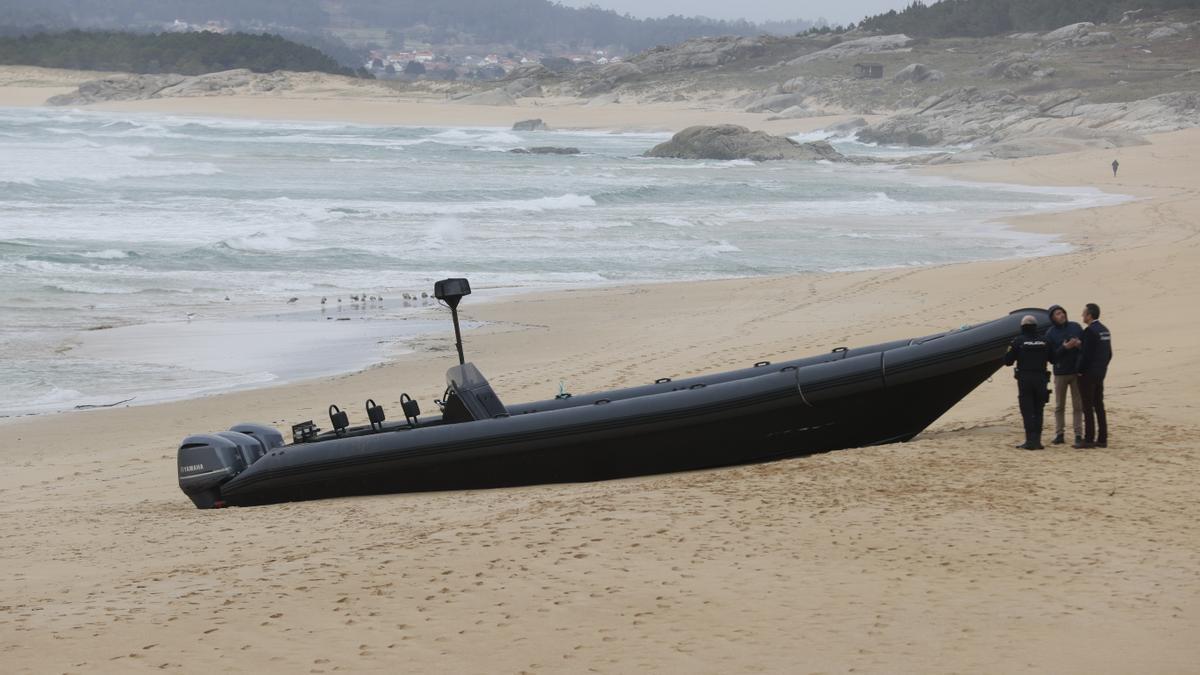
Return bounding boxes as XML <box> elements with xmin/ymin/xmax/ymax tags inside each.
<box><xmin>2</xmin><ymin>77</ymin><xmax>1199</xmax><ymax>672</ymax></box>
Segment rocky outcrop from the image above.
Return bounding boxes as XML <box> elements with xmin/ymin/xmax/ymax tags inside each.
<box><xmin>512</xmin><ymin>118</ymin><xmax>548</xmax><ymax>131</ymax></box>
<box><xmin>48</xmin><ymin>73</ymin><xmax>185</xmax><ymax>105</ymax></box>
<box><xmin>892</xmin><ymin>63</ymin><xmax>944</xmax><ymax>84</ymax></box>
<box><xmin>634</xmin><ymin>36</ymin><xmax>768</xmax><ymax>74</ymax></box>
<box><xmin>737</xmin><ymin>76</ymin><xmax>829</xmax><ymax>113</ymax></box>
<box><xmin>789</xmin><ymin>34</ymin><xmax>912</xmax><ymax>64</ymax></box>
<box><xmin>508</xmin><ymin>146</ymin><xmax>580</xmax><ymax>155</ymax></box>
<box><xmin>47</xmin><ymin>69</ymin><xmax>347</xmax><ymax>105</ymax></box>
<box><xmin>978</xmin><ymin>53</ymin><xmax>1055</xmax><ymax>80</ymax></box>
<box><xmin>1146</xmin><ymin>23</ymin><xmax>1189</xmax><ymax>41</ymax></box>
<box><xmin>576</xmin><ymin>61</ymin><xmax>643</xmax><ymax>96</ymax></box>
<box><xmin>644</xmin><ymin>125</ymin><xmax>845</xmax><ymax>162</ymax></box>
<box><xmin>1042</xmin><ymin>22</ymin><xmax>1095</xmax><ymax>43</ymax></box>
<box><xmin>855</xmin><ymin>87</ymin><xmax>1200</xmax><ymax>158</ymax></box>
<box><xmin>1040</xmin><ymin>22</ymin><xmax>1117</xmax><ymax>48</ymax></box>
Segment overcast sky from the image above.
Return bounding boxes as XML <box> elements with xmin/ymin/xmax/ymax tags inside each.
<box><xmin>558</xmin><ymin>0</ymin><xmax>914</xmax><ymax>26</ymax></box>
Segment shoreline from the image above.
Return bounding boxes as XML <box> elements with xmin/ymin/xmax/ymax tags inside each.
<box><xmin>0</xmin><ymin>113</ymin><xmax>1125</xmax><ymax>419</ymax></box>
<box><xmin>0</xmin><ymin>99</ymin><xmax>1126</xmax><ymax>420</ymax></box>
<box><xmin>3</xmin><ymin>90</ymin><xmax>1199</xmax><ymax>672</ymax></box>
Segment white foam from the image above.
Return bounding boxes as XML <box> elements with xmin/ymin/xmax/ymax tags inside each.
<box><xmin>0</xmin><ymin>108</ymin><xmax>1138</xmax><ymax>416</ymax></box>
<box><xmin>0</xmin><ymin>140</ymin><xmax>219</xmax><ymax>184</ymax></box>
<box><xmin>27</xmin><ymin>386</ymin><xmax>85</xmax><ymax>406</ymax></box>
<box><xmin>79</xmin><ymin>249</ymin><xmax>131</xmax><ymax>259</ymax></box>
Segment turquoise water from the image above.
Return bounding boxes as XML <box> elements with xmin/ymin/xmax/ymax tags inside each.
<box><xmin>0</xmin><ymin>107</ymin><xmax>1124</xmax><ymax>415</ymax></box>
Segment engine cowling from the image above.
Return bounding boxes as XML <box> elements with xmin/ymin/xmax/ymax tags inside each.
<box><xmin>178</xmin><ymin>434</ymin><xmax>246</xmax><ymax>509</ymax></box>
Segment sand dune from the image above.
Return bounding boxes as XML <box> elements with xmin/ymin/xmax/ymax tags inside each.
<box><xmin>1</xmin><ymin>90</ymin><xmax>1198</xmax><ymax>672</ymax></box>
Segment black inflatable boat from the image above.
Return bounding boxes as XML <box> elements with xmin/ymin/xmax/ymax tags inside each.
<box><xmin>177</xmin><ymin>279</ymin><xmax>1049</xmax><ymax>508</ymax></box>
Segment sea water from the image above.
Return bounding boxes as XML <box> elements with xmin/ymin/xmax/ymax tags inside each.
<box><xmin>0</xmin><ymin>107</ymin><xmax>1126</xmax><ymax>415</ymax></box>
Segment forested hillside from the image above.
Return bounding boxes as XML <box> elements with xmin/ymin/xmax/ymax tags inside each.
<box><xmin>0</xmin><ymin>31</ymin><xmax>354</xmax><ymax>75</ymax></box>
<box><xmin>859</xmin><ymin>0</ymin><xmax>1200</xmax><ymax>37</ymax></box>
<box><xmin>0</xmin><ymin>0</ymin><xmax>795</xmax><ymax>54</ymax></box>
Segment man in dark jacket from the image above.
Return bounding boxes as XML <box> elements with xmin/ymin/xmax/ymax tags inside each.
<box><xmin>1004</xmin><ymin>315</ymin><xmax>1051</xmax><ymax>450</ymax></box>
<box><xmin>1045</xmin><ymin>304</ymin><xmax>1084</xmax><ymax>445</ymax></box>
<box><xmin>1075</xmin><ymin>303</ymin><xmax>1113</xmax><ymax>448</ymax></box>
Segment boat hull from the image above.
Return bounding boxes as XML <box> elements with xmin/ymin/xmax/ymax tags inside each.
<box><xmin>189</xmin><ymin>309</ymin><xmax>1048</xmax><ymax>508</ymax></box>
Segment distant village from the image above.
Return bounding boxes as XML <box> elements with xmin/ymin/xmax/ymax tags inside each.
<box><xmin>363</xmin><ymin>48</ymin><xmax>623</xmax><ymax>80</ymax></box>
<box><xmin>162</xmin><ymin>17</ymin><xmax>624</xmax><ymax>82</ymax></box>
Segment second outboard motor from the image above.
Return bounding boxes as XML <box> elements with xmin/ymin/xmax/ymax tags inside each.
<box><xmin>178</xmin><ymin>434</ymin><xmax>246</xmax><ymax>509</ymax></box>
<box><xmin>229</xmin><ymin>423</ymin><xmax>284</xmax><ymax>456</ymax></box>
<box><xmin>215</xmin><ymin>431</ymin><xmax>268</xmax><ymax>468</ymax></box>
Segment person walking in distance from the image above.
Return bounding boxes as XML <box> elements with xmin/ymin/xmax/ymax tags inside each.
<box><xmin>1004</xmin><ymin>315</ymin><xmax>1051</xmax><ymax>450</ymax></box>
<box><xmin>1045</xmin><ymin>304</ymin><xmax>1084</xmax><ymax>445</ymax></box>
<box><xmin>1075</xmin><ymin>303</ymin><xmax>1113</xmax><ymax>448</ymax></box>
<box><xmin>1112</xmin><ymin>159</ymin><xmax>1119</xmax><ymax>177</ymax></box>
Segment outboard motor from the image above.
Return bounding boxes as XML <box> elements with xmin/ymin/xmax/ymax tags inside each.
<box><xmin>229</xmin><ymin>423</ymin><xmax>284</xmax><ymax>455</ymax></box>
<box><xmin>178</xmin><ymin>434</ymin><xmax>246</xmax><ymax>509</ymax></box>
<box><xmin>215</xmin><ymin>431</ymin><xmax>268</xmax><ymax>468</ymax></box>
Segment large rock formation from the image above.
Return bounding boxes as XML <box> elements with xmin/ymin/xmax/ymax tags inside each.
<box><xmin>737</xmin><ymin>76</ymin><xmax>829</xmax><ymax>113</ymax></box>
<box><xmin>978</xmin><ymin>53</ymin><xmax>1055</xmax><ymax>80</ymax></box>
<box><xmin>1041</xmin><ymin>22</ymin><xmax>1095</xmax><ymax>43</ymax></box>
<box><xmin>47</xmin><ymin>73</ymin><xmax>185</xmax><ymax>105</ymax></box>
<box><xmin>634</xmin><ymin>36</ymin><xmax>768</xmax><ymax>74</ymax></box>
<box><xmin>512</xmin><ymin>118</ymin><xmax>548</xmax><ymax>131</ymax></box>
<box><xmin>46</xmin><ymin>69</ymin><xmax>347</xmax><ymax>105</ymax></box>
<box><xmin>789</xmin><ymin>34</ymin><xmax>912</xmax><ymax>64</ymax></box>
<box><xmin>1039</xmin><ymin>22</ymin><xmax>1117</xmax><ymax>48</ymax></box>
<box><xmin>1146</xmin><ymin>23</ymin><xmax>1189</xmax><ymax>41</ymax></box>
<box><xmin>644</xmin><ymin>125</ymin><xmax>845</xmax><ymax>161</ymax></box>
<box><xmin>855</xmin><ymin>87</ymin><xmax>1200</xmax><ymax>157</ymax></box>
<box><xmin>576</xmin><ymin>61</ymin><xmax>643</xmax><ymax>96</ymax></box>
<box><xmin>893</xmin><ymin>63</ymin><xmax>945</xmax><ymax>84</ymax></box>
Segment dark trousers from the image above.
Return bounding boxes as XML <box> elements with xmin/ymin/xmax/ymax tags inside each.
<box><xmin>1079</xmin><ymin>373</ymin><xmax>1107</xmax><ymax>443</ymax></box>
<box><xmin>1017</xmin><ymin>373</ymin><xmax>1047</xmax><ymax>445</ymax></box>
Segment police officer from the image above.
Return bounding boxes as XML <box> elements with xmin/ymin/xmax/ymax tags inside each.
<box><xmin>1004</xmin><ymin>315</ymin><xmax>1051</xmax><ymax>450</ymax></box>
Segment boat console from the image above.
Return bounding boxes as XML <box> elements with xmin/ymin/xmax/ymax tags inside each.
<box><xmin>442</xmin><ymin>362</ymin><xmax>509</xmax><ymax>423</ymax></box>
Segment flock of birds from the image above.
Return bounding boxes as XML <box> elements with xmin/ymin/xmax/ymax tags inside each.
<box><xmin>311</xmin><ymin>292</ymin><xmax>433</xmax><ymax>307</ymax></box>
<box><xmin>187</xmin><ymin>292</ymin><xmax>437</xmax><ymax>322</ymax></box>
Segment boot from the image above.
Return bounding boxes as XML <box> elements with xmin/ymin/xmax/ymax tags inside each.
<box><xmin>1017</xmin><ymin>433</ymin><xmax>1042</xmax><ymax>450</ymax></box>
<box><xmin>1052</xmin><ymin>433</ymin><xmax>1065</xmax><ymax>445</ymax></box>
<box><xmin>1073</xmin><ymin>439</ymin><xmax>1095</xmax><ymax>449</ymax></box>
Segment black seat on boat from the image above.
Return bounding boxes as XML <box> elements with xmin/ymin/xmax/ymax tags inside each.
<box><xmin>445</xmin><ymin>362</ymin><xmax>509</xmax><ymax>421</ymax></box>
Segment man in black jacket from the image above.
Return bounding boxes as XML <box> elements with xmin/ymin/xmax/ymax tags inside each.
<box><xmin>1075</xmin><ymin>303</ymin><xmax>1113</xmax><ymax>448</ymax></box>
<box><xmin>1004</xmin><ymin>315</ymin><xmax>1051</xmax><ymax>450</ymax></box>
<box><xmin>1045</xmin><ymin>304</ymin><xmax>1085</xmax><ymax>445</ymax></box>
